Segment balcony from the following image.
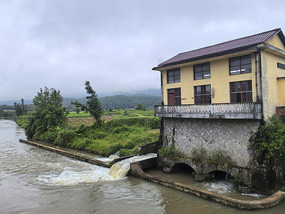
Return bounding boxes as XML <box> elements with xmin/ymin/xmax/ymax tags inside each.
<box><xmin>154</xmin><ymin>103</ymin><xmax>262</xmax><ymax>120</ymax></box>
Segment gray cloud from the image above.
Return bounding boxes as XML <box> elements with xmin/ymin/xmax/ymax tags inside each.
<box><xmin>0</xmin><ymin>0</ymin><xmax>284</xmax><ymax>101</ymax></box>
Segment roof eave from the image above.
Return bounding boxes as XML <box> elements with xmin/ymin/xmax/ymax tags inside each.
<box><xmin>152</xmin><ymin>44</ymin><xmax>259</xmax><ymax>71</ymax></box>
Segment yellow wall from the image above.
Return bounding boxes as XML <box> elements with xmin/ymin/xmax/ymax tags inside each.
<box><xmin>261</xmin><ymin>51</ymin><xmax>285</xmax><ymax>119</ymax></box>
<box><xmin>267</xmin><ymin>35</ymin><xmax>285</xmax><ymax>50</ymax></box>
<box><xmin>162</xmin><ymin>53</ymin><xmax>258</xmax><ymax>105</ymax></box>
<box><xmin>278</xmin><ymin>78</ymin><xmax>285</xmax><ymax>106</ymax></box>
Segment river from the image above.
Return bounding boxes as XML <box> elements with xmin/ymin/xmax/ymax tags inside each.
<box><xmin>1</xmin><ymin>119</ymin><xmax>285</xmax><ymax>214</ymax></box>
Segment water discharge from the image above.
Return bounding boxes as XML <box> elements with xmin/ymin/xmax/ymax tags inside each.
<box><xmin>37</xmin><ymin>153</ymin><xmax>157</xmax><ymax>185</ymax></box>
<box><xmin>109</xmin><ymin>153</ymin><xmax>157</xmax><ymax>179</ymax></box>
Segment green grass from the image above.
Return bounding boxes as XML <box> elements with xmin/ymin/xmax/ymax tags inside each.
<box><xmin>57</xmin><ymin>110</ymin><xmax>160</xmax><ymax>157</ymax></box>
<box><xmin>67</xmin><ymin>111</ymin><xmax>92</xmax><ymax>118</ymax></box>
<box><xmin>18</xmin><ymin>109</ymin><xmax>160</xmax><ymax>157</ymax></box>
<box><xmin>67</xmin><ymin>109</ymin><xmax>154</xmax><ymax>119</ymax></box>
<box><xmin>55</xmin><ymin>117</ymin><xmax>160</xmax><ymax>157</ymax></box>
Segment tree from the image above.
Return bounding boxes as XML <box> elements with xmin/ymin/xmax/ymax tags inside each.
<box><xmin>14</xmin><ymin>99</ymin><xmax>27</xmax><ymax>117</ymax></box>
<box><xmin>25</xmin><ymin>87</ymin><xmax>67</xmax><ymax>140</ymax></box>
<box><xmin>0</xmin><ymin>106</ymin><xmax>4</xmax><ymax>117</ymax></box>
<box><xmin>253</xmin><ymin>115</ymin><xmax>285</xmax><ymax>183</ymax></box>
<box><xmin>72</xmin><ymin>81</ymin><xmax>103</xmax><ymax>124</ymax></box>
<box><xmin>135</xmin><ymin>104</ymin><xmax>146</xmax><ymax>111</ymax></box>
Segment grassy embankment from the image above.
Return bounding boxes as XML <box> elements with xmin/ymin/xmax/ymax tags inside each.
<box><xmin>19</xmin><ymin>109</ymin><xmax>160</xmax><ymax>157</ymax></box>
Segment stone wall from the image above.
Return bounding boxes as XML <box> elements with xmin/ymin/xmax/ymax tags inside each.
<box><xmin>162</xmin><ymin>118</ymin><xmax>261</xmax><ymax>168</ymax></box>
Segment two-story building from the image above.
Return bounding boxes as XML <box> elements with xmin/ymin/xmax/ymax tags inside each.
<box><xmin>153</xmin><ymin>28</ymin><xmax>285</xmax><ymax>184</ymax></box>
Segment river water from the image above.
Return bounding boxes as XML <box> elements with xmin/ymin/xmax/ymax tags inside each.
<box><xmin>1</xmin><ymin>119</ymin><xmax>285</xmax><ymax>214</ymax></box>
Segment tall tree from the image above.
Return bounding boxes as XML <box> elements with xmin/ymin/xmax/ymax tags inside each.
<box><xmin>14</xmin><ymin>99</ymin><xmax>27</xmax><ymax>117</ymax></box>
<box><xmin>26</xmin><ymin>87</ymin><xmax>67</xmax><ymax>140</ymax></box>
<box><xmin>72</xmin><ymin>81</ymin><xmax>103</xmax><ymax>124</ymax></box>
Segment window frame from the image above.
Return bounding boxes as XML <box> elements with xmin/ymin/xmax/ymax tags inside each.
<box><xmin>194</xmin><ymin>62</ymin><xmax>211</xmax><ymax>80</ymax></box>
<box><xmin>167</xmin><ymin>68</ymin><xmax>180</xmax><ymax>84</ymax></box>
<box><xmin>229</xmin><ymin>55</ymin><xmax>252</xmax><ymax>76</ymax></box>
<box><xmin>230</xmin><ymin>80</ymin><xmax>252</xmax><ymax>103</ymax></box>
<box><xmin>194</xmin><ymin>84</ymin><xmax>211</xmax><ymax>105</ymax></box>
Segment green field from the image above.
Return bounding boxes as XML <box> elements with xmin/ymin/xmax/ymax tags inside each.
<box><xmin>67</xmin><ymin>109</ymin><xmax>155</xmax><ymax>119</ymax></box>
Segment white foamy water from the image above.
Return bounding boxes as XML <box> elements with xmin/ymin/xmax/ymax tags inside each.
<box><xmin>109</xmin><ymin>153</ymin><xmax>157</xmax><ymax>179</ymax></box>
<box><xmin>96</xmin><ymin>154</ymin><xmax>120</xmax><ymax>163</ymax></box>
<box><xmin>196</xmin><ymin>181</ymin><xmax>234</xmax><ymax>194</ymax></box>
<box><xmin>242</xmin><ymin>193</ymin><xmax>264</xmax><ymax>198</ymax></box>
<box><xmin>37</xmin><ymin>153</ymin><xmax>157</xmax><ymax>185</ymax></box>
<box><xmin>37</xmin><ymin>166</ymin><xmax>115</xmax><ymax>186</ymax></box>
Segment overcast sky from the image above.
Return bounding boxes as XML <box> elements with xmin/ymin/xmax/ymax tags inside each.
<box><xmin>0</xmin><ymin>0</ymin><xmax>284</xmax><ymax>101</ymax></box>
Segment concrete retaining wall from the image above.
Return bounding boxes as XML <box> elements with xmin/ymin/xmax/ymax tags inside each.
<box><xmin>130</xmin><ymin>159</ymin><xmax>285</xmax><ymax>210</ymax></box>
<box><xmin>162</xmin><ymin>118</ymin><xmax>260</xmax><ymax>167</ymax></box>
<box><xmin>19</xmin><ymin>139</ymin><xmax>110</xmax><ymax>168</ymax></box>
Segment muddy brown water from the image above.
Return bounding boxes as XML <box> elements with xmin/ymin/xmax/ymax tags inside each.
<box><xmin>1</xmin><ymin>119</ymin><xmax>285</xmax><ymax>214</ymax></box>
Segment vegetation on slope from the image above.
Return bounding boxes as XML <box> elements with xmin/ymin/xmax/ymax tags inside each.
<box><xmin>54</xmin><ymin>117</ymin><xmax>160</xmax><ymax>157</ymax></box>
<box><xmin>16</xmin><ymin>85</ymin><xmax>160</xmax><ymax>157</ymax></box>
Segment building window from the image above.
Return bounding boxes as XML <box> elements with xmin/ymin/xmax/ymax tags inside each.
<box><xmin>167</xmin><ymin>68</ymin><xmax>180</xmax><ymax>84</ymax></box>
<box><xmin>194</xmin><ymin>63</ymin><xmax>210</xmax><ymax>80</ymax></box>
<box><xmin>167</xmin><ymin>88</ymin><xmax>181</xmax><ymax>105</ymax></box>
<box><xmin>277</xmin><ymin>62</ymin><xmax>285</xmax><ymax>70</ymax></box>
<box><xmin>229</xmin><ymin>55</ymin><xmax>251</xmax><ymax>75</ymax></box>
<box><xmin>194</xmin><ymin>85</ymin><xmax>211</xmax><ymax>104</ymax></box>
<box><xmin>230</xmin><ymin>80</ymin><xmax>252</xmax><ymax>103</ymax></box>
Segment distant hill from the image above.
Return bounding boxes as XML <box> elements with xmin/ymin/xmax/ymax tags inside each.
<box><xmin>0</xmin><ymin>100</ymin><xmax>33</xmax><ymax>106</ymax></box>
<box><xmin>100</xmin><ymin>94</ymin><xmax>161</xmax><ymax>109</ymax></box>
<box><xmin>64</xmin><ymin>94</ymin><xmax>161</xmax><ymax>110</ymax></box>
<box><xmin>98</xmin><ymin>88</ymin><xmax>161</xmax><ymax>97</ymax></box>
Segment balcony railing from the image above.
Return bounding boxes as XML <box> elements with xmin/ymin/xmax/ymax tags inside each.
<box><xmin>154</xmin><ymin>103</ymin><xmax>262</xmax><ymax>119</ymax></box>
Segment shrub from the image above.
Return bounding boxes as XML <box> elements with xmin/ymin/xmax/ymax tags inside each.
<box><xmin>70</xmin><ymin>138</ymin><xmax>92</xmax><ymax>150</ymax></box>
<box><xmin>252</xmin><ymin>115</ymin><xmax>285</xmax><ymax>182</ymax></box>
<box><xmin>191</xmin><ymin>148</ymin><xmax>236</xmax><ymax>169</ymax></box>
<box><xmin>209</xmin><ymin>150</ymin><xmax>236</xmax><ymax>169</ymax></box>
<box><xmin>107</xmin><ymin>143</ymin><xmax>124</xmax><ymax>156</ymax></box>
<box><xmin>135</xmin><ymin>104</ymin><xmax>146</xmax><ymax>111</ymax></box>
<box><xmin>112</xmin><ymin>124</ymin><xmax>133</xmax><ymax>134</ymax></box>
<box><xmin>55</xmin><ymin>129</ymin><xmax>76</xmax><ymax>146</ymax></box>
<box><xmin>119</xmin><ymin>147</ymin><xmax>138</xmax><ymax>156</ymax></box>
<box><xmin>158</xmin><ymin>146</ymin><xmax>184</xmax><ymax>161</ymax></box>
<box><xmin>40</xmin><ymin>128</ymin><xmax>58</xmax><ymax>143</ymax></box>
<box><xmin>191</xmin><ymin>147</ymin><xmax>208</xmax><ymax>164</ymax></box>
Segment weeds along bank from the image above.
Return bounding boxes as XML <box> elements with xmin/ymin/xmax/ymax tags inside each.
<box><xmin>17</xmin><ymin>113</ymin><xmax>160</xmax><ymax>157</ymax></box>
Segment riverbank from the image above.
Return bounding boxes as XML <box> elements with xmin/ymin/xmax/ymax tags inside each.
<box><xmin>19</xmin><ymin>138</ymin><xmax>285</xmax><ymax>210</ymax></box>
<box><xmin>19</xmin><ymin>139</ymin><xmax>111</xmax><ymax>167</ymax></box>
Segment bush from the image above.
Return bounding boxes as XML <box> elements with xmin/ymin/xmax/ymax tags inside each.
<box><xmin>112</xmin><ymin>124</ymin><xmax>134</xmax><ymax>134</ymax></box>
<box><xmin>107</xmin><ymin>143</ymin><xmax>124</xmax><ymax>156</ymax></box>
<box><xmin>158</xmin><ymin>146</ymin><xmax>184</xmax><ymax>161</ymax></box>
<box><xmin>55</xmin><ymin>129</ymin><xmax>76</xmax><ymax>146</ymax></box>
<box><xmin>119</xmin><ymin>147</ymin><xmax>138</xmax><ymax>156</ymax></box>
<box><xmin>135</xmin><ymin>104</ymin><xmax>146</xmax><ymax>111</ymax></box>
<box><xmin>191</xmin><ymin>147</ymin><xmax>208</xmax><ymax>164</ymax></box>
<box><xmin>40</xmin><ymin>129</ymin><xmax>58</xmax><ymax>143</ymax></box>
<box><xmin>70</xmin><ymin>138</ymin><xmax>93</xmax><ymax>150</ymax></box>
<box><xmin>191</xmin><ymin>147</ymin><xmax>236</xmax><ymax>169</ymax></box>
<box><xmin>253</xmin><ymin>115</ymin><xmax>285</xmax><ymax>182</ymax></box>
<box><xmin>254</xmin><ymin>115</ymin><xmax>285</xmax><ymax>161</ymax></box>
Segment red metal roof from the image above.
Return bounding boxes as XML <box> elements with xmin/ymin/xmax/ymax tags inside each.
<box><xmin>154</xmin><ymin>28</ymin><xmax>284</xmax><ymax>69</ymax></box>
